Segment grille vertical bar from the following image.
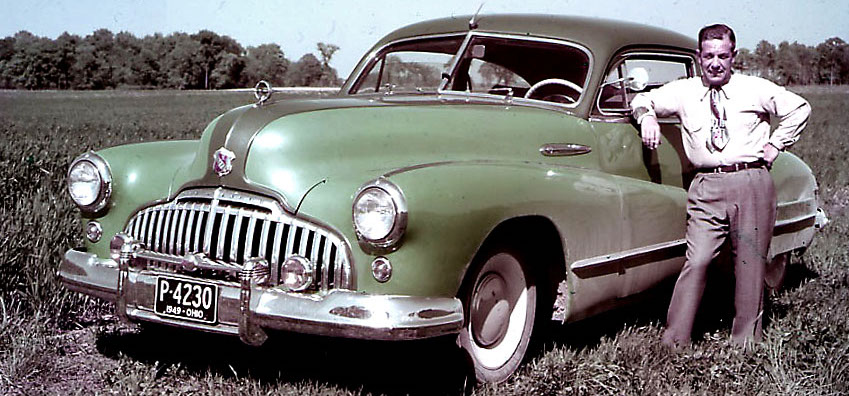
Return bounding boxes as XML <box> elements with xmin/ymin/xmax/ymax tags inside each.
<box><xmin>229</xmin><ymin>210</ymin><xmax>244</xmax><ymax>263</ymax></box>
<box><xmin>244</xmin><ymin>217</ymin><xmax>257</xmax><ymax>262</ymax></box>
<box><xmin>167</xmin><ymin>207</ymin><xmax>178</xmax><ymax>255</ymax></box>
<box><xmin>176</xmin><ymin>206</ymin><xmax>187</xmax><ymax>255</ymax></box>
<box><xmin>193</xmin><ymin>207</ymin><xmax>206</xmax><ymax>254</ymax></box>
<box><xmin>259</xmin><ymin>220</ymin><xmax>271</xmax><ymax>261</ymax></box>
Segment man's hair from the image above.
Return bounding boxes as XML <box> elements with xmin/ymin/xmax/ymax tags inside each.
<box><xmin>698</xmin><ymin>24</ymin><xmax>736</xmax><ymax>51</ymax></box>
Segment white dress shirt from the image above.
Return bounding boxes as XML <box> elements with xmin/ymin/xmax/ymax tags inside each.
<box><xmin>630</xmin><ymin>73</ymin><xmax>811</xmax><ymax>168</ymax></box>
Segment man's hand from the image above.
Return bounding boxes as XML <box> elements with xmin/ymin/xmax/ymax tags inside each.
<box><xmin>763</xmin><ymin>142</ymin><xmax>780</xmax><ymax>165</ymax></box>
<box><xmin>640</xmin><ymin>116</ymin><xmax>661</xmax><ymax>149</ymax></box>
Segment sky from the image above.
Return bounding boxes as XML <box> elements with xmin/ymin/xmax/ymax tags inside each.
<box><xmin>2</xmin><ymin>0</ymin><xmax>848</xmax><ymax>79</ymax></box>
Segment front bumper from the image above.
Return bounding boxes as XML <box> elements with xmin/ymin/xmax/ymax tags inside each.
<box><xmin>59</xmin><ymin>248</ymin><xmax>464</xmax><ymax>344</ymax></box>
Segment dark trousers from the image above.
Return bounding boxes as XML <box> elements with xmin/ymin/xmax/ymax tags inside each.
<box><xmin>663</xmin><ymin>167</ymin><xmax>776</xmax><ymax>345</ymax></box>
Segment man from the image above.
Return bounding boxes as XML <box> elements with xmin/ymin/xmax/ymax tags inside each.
<box><xmin>630</xmin><ymin>24</ymin><xmax>810</xmax><ymax>346</ymax></box>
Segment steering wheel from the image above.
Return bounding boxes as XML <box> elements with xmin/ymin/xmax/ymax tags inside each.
<box><xmin>524</xmin><ymin>78</ymin><xmax>583</xmax><ymax>103</ymax></box>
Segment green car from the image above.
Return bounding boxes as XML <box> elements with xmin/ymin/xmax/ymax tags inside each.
<box><xmin>60</xmin><ymin>14</ymin><xmax>828</xmax><ymax>383</ymax></box>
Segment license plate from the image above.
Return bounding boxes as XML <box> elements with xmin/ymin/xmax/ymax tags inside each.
<box><xmin>154</xmin><ymin>276</ymin><xmax>218</xmax><ymax>324</ymax></box>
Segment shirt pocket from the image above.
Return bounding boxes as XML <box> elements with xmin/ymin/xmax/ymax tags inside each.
<box><xmin>729</xmin><ymin>106</ymin><xmax>764</xmax><ymax>132</ymax></box>
<box><xmin>679</xmin><ymin>99</ymin><xmax>708</xmax><ymax>134</ymax></box>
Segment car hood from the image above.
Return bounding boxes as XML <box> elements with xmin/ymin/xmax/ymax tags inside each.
<box><xmin>174</xmin><ymin>95</ymin><xmax>590</xmax><ymax>214</ymax></box>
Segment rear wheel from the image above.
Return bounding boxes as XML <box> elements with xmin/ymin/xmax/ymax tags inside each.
<box><xmin>458</xmin><ymin>248</ymin><xmax>536</xmax><ymax>384</ymax></box>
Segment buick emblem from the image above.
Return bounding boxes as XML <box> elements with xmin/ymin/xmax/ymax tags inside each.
<box><xmin>213</xmin><ymin>147</ymin><xmax>235</xmax><ymax>177</ymax></box>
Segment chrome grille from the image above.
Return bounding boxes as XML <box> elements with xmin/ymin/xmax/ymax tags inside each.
<box><xmin>124</xmin><ymin>188</ymin><xmax>351</xmax><ymax>290</ymax></box>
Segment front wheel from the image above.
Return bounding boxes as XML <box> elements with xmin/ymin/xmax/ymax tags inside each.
<box><xmin>458</xmin><ymin>248</ymin><xmax>536</xmax><ymax>384</ymax></box>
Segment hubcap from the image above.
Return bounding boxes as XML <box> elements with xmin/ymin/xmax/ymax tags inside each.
<box><xmin>471</xmin><ymin>272</ymin><xmax>511</xmax><ymax>347</ymax></box>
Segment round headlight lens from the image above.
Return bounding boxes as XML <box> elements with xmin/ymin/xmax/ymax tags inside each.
<box><xmin>67</xmin><ymin>153</ymin><xmax>111</xmax><ymax>213</ymax></box>
<box><xmin>353</xmin><ymin>188</ymin><xmax>397</xmax><ymax>241</ymax></box>
<box><xmin>68</xmin><ymin>160</ymin><xmax>101</xmax><ymax>207</ymax></box>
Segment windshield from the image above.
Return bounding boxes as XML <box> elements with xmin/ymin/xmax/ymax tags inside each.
<box><xmin>349</xmin><ymin>34</ymin><xmax>591</xmax><ymax>106</ymax></box>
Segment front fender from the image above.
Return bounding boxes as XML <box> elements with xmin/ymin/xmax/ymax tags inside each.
<box><xmin>80</xmin><ymin>140</ymin><xmax>201</xmax><ymax>259</ymax></box>
<box><xmin>335</xmin><ymin>161</ymin><xmax>626</xmax><ymax>298</ymax></box>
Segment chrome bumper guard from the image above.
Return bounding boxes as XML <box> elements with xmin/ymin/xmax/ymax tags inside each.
<box><xmin>59</xmin><ymin>246</ymin><xmax>464</xmax><ymax>345</ymax></box>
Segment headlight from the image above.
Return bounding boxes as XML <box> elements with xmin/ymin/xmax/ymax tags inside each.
<box><xmin>354</xmin><ymin>188</ymin><xmax>396</xmax><ymax>240</ymax></box>
<box><xmin>352</xmin><ymin>178</ymin><xmax>407</xmax><ymax>252</ymax></box>
<box><xmin>67</xmin><ymin>152</ymin><xmax>112</xmax><ymax>213</ymax></box>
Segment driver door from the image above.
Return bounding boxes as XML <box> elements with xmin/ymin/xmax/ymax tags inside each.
<box><xmin>590</xmin><ymin>51</ymin><xmax>698</xmax><ymax>296</ymax></box>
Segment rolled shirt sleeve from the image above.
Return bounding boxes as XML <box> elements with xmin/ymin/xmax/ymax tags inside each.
<box><xmin>759</xmin><ymin>81</ymin><xmax>811</xmax><ymax>151</ymax></box>
<box><xmin>630</xmin><ymin>79</ymin><xmax>690</xmax><ymax>122</ymax></box>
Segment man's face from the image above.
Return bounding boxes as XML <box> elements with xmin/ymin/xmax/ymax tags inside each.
<box><xmin>698</xmin><ymin>36</ymin><xmax>735</xmax><ymax>87</ymax></box>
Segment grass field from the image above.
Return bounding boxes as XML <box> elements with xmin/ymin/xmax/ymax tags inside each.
<box><xmin>0</xmin><ymin>89</ymin><xmax>847</xmax><ymax>395</ymax></box>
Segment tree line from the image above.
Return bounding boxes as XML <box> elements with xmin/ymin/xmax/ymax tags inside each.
<box><xmin>733</xmin><ymin>37</ymin><xmax>849</xmax><ymax>85</ymax></box>
<box><xmin>0</xmin><ymin>29</ymin><xmax>341</xmax><ymax>90</ymax></box>
<box><xmin>2</xmin><ymin>28</ymin><xmax>848</xmax><ymax>90</ymax></box>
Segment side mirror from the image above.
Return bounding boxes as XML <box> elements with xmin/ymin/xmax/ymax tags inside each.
<box><xmin>471</xmin><ymin>44</ymin><xmax>486</xmax><ymax>59</ymax></box>
<box><xmin>626</xmin><ymin>67</ymin><xmax>649</xmax><ymax>91</ymax></box>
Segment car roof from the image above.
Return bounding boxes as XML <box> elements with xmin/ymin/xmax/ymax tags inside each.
<box><xmin>351</xmin><ymin>14</ymin><xmax>697</xmax><ymax>118</ymax></box>
<box><xmin>373</xmin><ymin>14</ymin><xmax>697</xmax><ymax>58</ymax></box>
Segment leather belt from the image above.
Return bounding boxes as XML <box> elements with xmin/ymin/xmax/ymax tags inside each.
<box><xmin>699</xmin><ymin>160</ymin><xmax>767</xmax><ymax>174</ymax></box>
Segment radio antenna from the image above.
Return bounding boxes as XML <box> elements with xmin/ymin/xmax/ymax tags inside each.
<box><xmin>469</xmin><ymin>3</ymin><xmax>485</xmax><ymax>30</ymax></box>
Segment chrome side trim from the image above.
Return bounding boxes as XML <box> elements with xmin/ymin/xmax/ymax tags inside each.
<box><xmin>774</xmin><ymin>213</ymin><xmax>817</xmax><ymax>235</ymax></box>
<box><xmin>539</xmin><ymin>143</ymin><xmax>592</xmax><ymax>157</ymax></box>
<box><xmin>571</xmin><ymin>239</ymin><xmax>686</xmax><ymax>278</ymax></box>
<box><xmin>573</xmin><ymin>205</ymin><xmax>822</xmax><ymax>279</ymax></box>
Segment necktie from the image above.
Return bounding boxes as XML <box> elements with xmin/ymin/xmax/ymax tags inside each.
<box><xmin>709</xmin><ymin>88</ymin><xmax>728</xmax><ymax>151</ymax></box>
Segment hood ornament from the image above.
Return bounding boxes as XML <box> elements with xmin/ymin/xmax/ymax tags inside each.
<box><xmin>213</xmin><ymin>147</ymin><xmax>236</xmax><ymax>177</ymax></box>
<box><xmin>254</xmin><ymin>80</ymin><xmax>273</xmax><ymax>107</ymax></box>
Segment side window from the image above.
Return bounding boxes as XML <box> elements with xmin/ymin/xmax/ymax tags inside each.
<box><xmin>597</xmin><ymin>55</ymin><xmax>693</xmax><ymax>115</ymax></box>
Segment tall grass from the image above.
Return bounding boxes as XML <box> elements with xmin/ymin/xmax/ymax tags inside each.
<box><xmin>0</xmin><ymin>90</ymin><xmax>846</xmax><ymax>395</ymax></box>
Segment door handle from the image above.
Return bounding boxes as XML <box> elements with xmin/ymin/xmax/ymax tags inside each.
<box><xmin>539</xmin><ymin>143</ymin><xmax>592</xmax><ymax>157</ymax></box>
